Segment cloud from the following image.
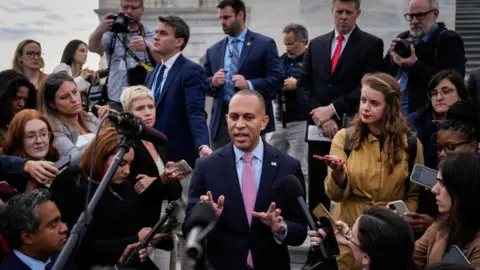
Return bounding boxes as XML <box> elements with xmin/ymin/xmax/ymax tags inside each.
<box><xmin>0</xmin><ymin>4</ymin><xmax>16</xmax><ymax>13</ymax></box>
<box><xmin>12</xmin><ymin>2</ymin><xmax>51</xmax><ymax>13</ymax></box>
<box><xmin>45</xmin><ymin>13</ymin><xmax>65</xmax><ymax>21</ymax></box>
<box><xmin>0</xmin><ymin>27</ymin><xmax>55</xmax><ymax>39</ymax></box>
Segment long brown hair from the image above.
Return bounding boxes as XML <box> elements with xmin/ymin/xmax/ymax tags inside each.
<box><xmin>12</xmin><ymin>39</ymin><xmax>42</xmax><ymax>74</ymax></box>
<box><xmin>349</xmin><ymin>73</ymin><xmax>411</xmax><ymax>174</ymax></box>
<box><xmin>2</xmin><ymin>109</ymin><xmax>59</xmax><ymax>161</ymax></box>
<box><xmin>37</xmin><ymin>72</ymin><xmax>90</xmax><ymax>133</ymax></box>
<box><xmin>80</xmin><ymin>128</ymin><xmax>133</xmax><ymax>181</ymax></box>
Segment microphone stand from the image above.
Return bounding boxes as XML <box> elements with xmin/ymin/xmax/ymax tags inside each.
<box><xmin>52</xmin><ymin>135</ymin><xmax>130</xmax><ymax>270</ymax></box>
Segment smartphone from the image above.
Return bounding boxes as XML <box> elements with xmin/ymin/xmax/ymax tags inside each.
<box><xmin>410</xmin><ymin>164</ymin><xmax>438</xmax><ymax>189</ymax></box>
<box><xmin>53</xmin><ymin>156</ymin><xmax>70</xmax><ymax>175</ymax></box>
<box><xmin>313</xmin><ymin>203</ymin><xmax>336</xmax><ymax>229</ymax></box>
<box><xmin>173</xmin><ymin>160</ymin><xmax>193</xmax><ymax>175</ymax></box>
<box><xmin>387</xmin><ymin>200</ymin><xmax>411</xmax><ymax>220</ymax></box>
<box><xmin>443</xmin><ymin>245</ymin><xmax>470</xmax><ymax>265</ymax></box>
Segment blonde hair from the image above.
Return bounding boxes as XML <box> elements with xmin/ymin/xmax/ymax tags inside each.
<box><xmin>120</xmin><ymin>85</ymin><xmax>154</xmax><ymax>112</ymax></box>
<box><xmin>349</xmin><ymin>73</ymin><xmax>411</xmax><ymax>174</ymax></box>
<box><xmin>12</xmin><ymin>39</ymin><xmax>42</xmax><ymax>74</ymax></box>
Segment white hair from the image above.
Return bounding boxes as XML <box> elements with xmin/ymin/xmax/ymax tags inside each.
<box><xmin>120</xmin><ymin>85</ymin><xmax>154</xmax><ymax>112</ymax></box>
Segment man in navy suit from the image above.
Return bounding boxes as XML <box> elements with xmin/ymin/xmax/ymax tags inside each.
<box><xmin>145</xmin><ymin>15</ymin><xmax>212</xmax><ymax>167</ymax></box>
<box><xmin>204</xmin><ymin>0</ymin><xmax>283</xmax><ymax>150</ymax></box>
<box><xmin>185</xmin><ymin>90</ymin><xmax>307</xmax><ymax>270</ymax></box>
<box><xmin>0</xmin><ymin>189</ymin><xmax>75</xmax><ymax>270</ymax></box>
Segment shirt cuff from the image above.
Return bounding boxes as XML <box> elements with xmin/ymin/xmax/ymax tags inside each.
<box><xmin>247</xmin><ymin>80</ymin><xmax>254</xmax><ymax>90</ymax></box>
<box><xmin>330</xmin><ymin>104</ymin><xmax>340</xmax><ymax>120</ymax></box>
<box><xmin>198</xmin><ymin>145</ymin><xmax>209</xmax><ymax>153</ymax></box>
<box><xmin>272</xmin><ymin>223</ymin><xmax>288</xmax><ymax>244</ymax></box>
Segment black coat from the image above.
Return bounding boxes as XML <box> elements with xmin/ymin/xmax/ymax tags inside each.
<box><xmin>128</xmin><ymin>140</ymin><xmax>182</xmax><ymax>227</ymax></box>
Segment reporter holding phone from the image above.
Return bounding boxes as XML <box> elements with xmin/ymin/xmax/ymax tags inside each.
<box><xmin>121</xmin><ymin>85</ymin><xmax>183</xmax><ymax>270</ymax></box>
<box><xmin>414</xmin><ymin>152</ymin><xmax>480</xmax><ymax>267</ymax></box>
<box><xmin>322</xmin><ymin>73</ymin><xmax>424</xmax><ymax>269</ymax></box>
<box><xmin>309</xmin><ymin>207</ymin><xmax>415</xmax><ymax>270</ymax></box>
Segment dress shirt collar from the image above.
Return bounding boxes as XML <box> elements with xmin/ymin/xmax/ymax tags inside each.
<box><xmin>334</xmin><ymin>25</ymin><xmax>356</xmax><ymax>42</ymax></box>
<box><xmin>228</xmin><ymin>27</ymin><xmax>248</xmax><ymax>44</ymax></box>
<box><xmin>14</xmin><ymin>249</ymin><xmax>50</xmax><ymax>269</ymax></box>
<box><xmin>233</xmin><ymin>138</ymin><xmax>264</xmax><ymax>164</ymax></box>
<box><xmin>162</xmin><ymin>52</ymin><xmax>182</xmax><ymax>70</ymax></box>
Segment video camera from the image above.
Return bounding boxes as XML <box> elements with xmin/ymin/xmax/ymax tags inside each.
<box><xmin>110</xmin><ymin>13</ymin><xmax>130</xmax><ymax>33</ymax></box>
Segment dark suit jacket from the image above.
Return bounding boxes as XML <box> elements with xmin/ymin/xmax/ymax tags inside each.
<box><xmin>185</xmin><ymin>142</ymin><xmax>307</xmax><ymax>270</ymax></box>
<box><xmin>145</xmin><ymin>54</ymin><xmax>210</xmax><ymax>167</ymax></box>
<box><xmin>384</xmin><ymin>22</ymin><xmax>466</xmax><ymax>113</ymax></box>
<box><xmin>204</xmin><ymin>30</ymin><xmax>283</xmax><ymax>138</ymax></box>
<box><xmin>0</xmin><ymin>155</ymin><xmax>25</xmax><ymax>175</ymax></box>
<box><xmin>298</xmin><ymin>26</ymin><xmax>384</xmax><ymax>122</ymax></box>
<box><xmin>128</xmin><ymin>140</ymin><xmax>182</xmax><ymax>227</ymax></box>
<box><xmin>0</xmin><ymin>252</ymin><xmax>76</xmax><ymax>270</ymax></box>
<box><xmin>467</xmin><ymin>67</ymin><xmax>480</xmax><ymax>102</ymax></box>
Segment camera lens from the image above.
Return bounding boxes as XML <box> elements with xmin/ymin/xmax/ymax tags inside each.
<box><xmin>389</xmin><ymin>204</ymin><xmax>396</xmax><ymax>210</ymax></box>
<box><xmin>394</xmin><ymin>40</ymin><xmax>412</xmax><ymax>58</ymax></box>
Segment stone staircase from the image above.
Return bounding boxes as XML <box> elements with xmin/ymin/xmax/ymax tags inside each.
<box><xmin>455</xmin><ymin>0</ymin><xmax>480</xmax><ymax>76</ymax></box>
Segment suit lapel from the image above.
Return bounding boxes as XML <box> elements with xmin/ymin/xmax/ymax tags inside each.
<box><xmin>220</xmin><ymin>144</ymin><xmax>249</xmax><ymax>228</ymax></box>
<box><xmin>332</xmin><ymin>26</ymin><xmax>361</xmax><ymax>77</ymax></box>
<box><xmin>218</xmin><ymin>37</ymin><xmax>228</xmax><ymax>69</ymax></box>
<box><xmin>135</xmin><ymin>141</ymin><xmax>158</xmax><ymax>172</ymax></box>
<box><xmin>322</xmin><ymin>31</ymin><xmax>335</xmax><ymax>76</ymax></box>
<box><xmin>157</xmin><ymin>54</ymin><xmax>184</xmax><ymax>106</ymax></box>
<box><xmin>237</xmin><ymin>30</ymin><xmax>253</xmax><ymax>72</ymax></box>
<box><xmin>254</xmin><ymin>142</ymin><xmax>279</xmax><ymax>213</ymax></box>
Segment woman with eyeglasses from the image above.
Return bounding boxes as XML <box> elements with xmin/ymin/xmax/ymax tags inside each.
<box><xmin>12</xmin><ymin>39</ymin><xmax>48</xmax><ymax>89</ymax></box>
<box><xmin>0</xmin><ymin>69</ymin><xmax>36</xmax><ymax>147</ymax></box>
<box><xmin>1</xmin><ymin>109</ymin><xmax>78</xmax><ymax>223</ymax></box>
<box><xmin>309</xmin><ymin>207</ymin><xmax>416</xmax><ymax>270</ymax></box>
<box><xmin>37</xmin><ymin>72</ymin><xmax>109</xmax><ymax>170</ymax></box>
<box><xmin>414</xmin><ymin>152</ymin><xmax>480</xmax><ymax>267</ymax></box>
<box><xmin>52</xmin><ymin>40</ymin><xmax>100</xmax><ymax>92</ymax></box>
<box><xmin>405</xmin><ymin>70</ymin><xmax>469</xmax><ymax>237</ymax></box>
<box><xmin>320</xmin><ymin>73</ymin><xmax>424</xmax><ymax>269</ymax></box>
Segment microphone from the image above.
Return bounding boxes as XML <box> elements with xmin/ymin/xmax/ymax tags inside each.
<box><xmin>120</xmin><ymin>201</ymin><xmax>179</xmax><ymax>267</ymax></box>
<box><xmin>106</xmin><ymin>112</ymin><xmax>168</xmax><ymax>145</ymax></box>
<box><xmin>284</xmin><ymin>175</ymin><xmax>339</xmax><ymax>264</ymax></box>
<box><xmin>185</xmin><ymin>202</ymin><xmax>218</xmax><ymax>260</ymax></box>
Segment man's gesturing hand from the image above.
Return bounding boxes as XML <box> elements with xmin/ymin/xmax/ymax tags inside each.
<box><xmin>252</xmin><ymin>202</ymin><xmax>286</xmax><ymax>234</ymax></box>
<box><xmin>200</xmin><ymin>191</ymin><xmax>225</xmax><ymax>217</ymax></box>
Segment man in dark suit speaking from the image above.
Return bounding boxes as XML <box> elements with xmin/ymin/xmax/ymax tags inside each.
<box><xmin>297</xmin><ymin>0</ymin><xmax>384</xmax><ymax>214</ymax></box>
<box><xmin>185</xmin><ymin>90</ymin><xmax>307</xmax><ymax>270</ymax></box>
<box><xmin>204</xmin><ymin>0</ymin><xmax>283</xmax><ymax>150</ymax></box>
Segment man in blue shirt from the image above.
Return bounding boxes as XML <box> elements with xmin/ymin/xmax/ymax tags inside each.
<box><xmin>204</xmin><ymin>0</ymin><xmax>283</xmax><ymax>150</ymax></box>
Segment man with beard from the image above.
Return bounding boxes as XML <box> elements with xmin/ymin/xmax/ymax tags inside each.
<box><xmin>384</xmin><ymin>0</ymin><xmax>466</xmax><ymax>114</ymax></box>
<box><xmin>204</xmin><ymin>0</ymin><xmax>283</xmax><ymax>150</ymax></box>
<box><xmin>88</xmin><ymin>0</ymin><xmax>155</xmax><ymax>111</ymax></box>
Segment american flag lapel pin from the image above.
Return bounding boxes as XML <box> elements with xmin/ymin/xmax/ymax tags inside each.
<box><xmin>271</xmin><ymin>162</ymin><xmax>277</xmax><ymax>166</ymax></box>
<box><xmin>247</xmin><ymin>41</ymin><xmax>252</xmax><ymax>47</ymax></box>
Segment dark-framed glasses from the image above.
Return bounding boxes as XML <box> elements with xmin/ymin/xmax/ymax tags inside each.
<box><xmin>404</xmin><ymin>9</ymin><xmax>437</xmax><ymax>21</ymax></box>
<box><xmin>24</xmin><ymin>130</ymin><xmax>52</xmax><ymax>143</ymax></box>
<box><xmin>436</xmin><ymin>141</ymin><xmax>470</xmax><ymax>153</ymax></box>
<box><xmin>45</xmin><ymin>71</ymin><xmax>70</xmax><ymax>87</ymax></box>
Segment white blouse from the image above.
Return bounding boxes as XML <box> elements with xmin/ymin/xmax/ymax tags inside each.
<box><xmin>52</xmin><ymin>63</ymin><xmax>90</xmax><ymax>92</ymax></box>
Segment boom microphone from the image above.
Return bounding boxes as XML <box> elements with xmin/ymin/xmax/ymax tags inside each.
<box><xmin>106</xmin><ymin>111</ymin><xmax>168</xmax><ymax>145</ymax></box>
<box><xmin>284</xmin><ymin>175</ymin><xmax>339</xmax><ymax>268</ymax></box>
<box><xmin>185</xmin><ymin>202</ymin><xmax>218</xmax><ymax>260</ymax></box>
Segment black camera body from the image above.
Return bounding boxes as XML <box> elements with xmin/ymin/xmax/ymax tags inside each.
<box><xmin>394</xmin><ymin>37</ymin><xmax>422</xmax><ymax>58</ymax></box>
<box><xmin>110</xmin><ymin>13</ymin><xmax>130</xmax><ymax>33</ymax></box>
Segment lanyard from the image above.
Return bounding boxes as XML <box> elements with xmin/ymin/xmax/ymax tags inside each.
<box><xmin>121</xmin><ymin>25</ymin><xmax>153</xmax><ymax>71</ymax></box>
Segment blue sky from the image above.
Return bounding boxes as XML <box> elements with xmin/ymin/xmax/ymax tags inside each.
<box><xmin>0</xmin><ymin>0</ymin><xmax>102</xmax><ymax>72</ymax></box>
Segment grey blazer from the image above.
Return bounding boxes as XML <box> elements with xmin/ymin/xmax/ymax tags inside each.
<box><xmin>53</xmin><ymin>112</ymin><xmax>99</xmax><ymax>171</ymax></box>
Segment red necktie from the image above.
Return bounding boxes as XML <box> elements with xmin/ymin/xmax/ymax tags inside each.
<box><xmin>331</xmin><ymin>35</ymin><xmax>344</xmax><ymax>74</ymax></box>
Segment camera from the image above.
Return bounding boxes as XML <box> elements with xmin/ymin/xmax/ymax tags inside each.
<box><xmin>110</xmin><ymin>13</ymin><xmax>130</xmax><ymax>33</ymax></box>
<box><xmin>393</xmin><ymin>38</ymin><xmax>422</xmax><ymax>58</ymax></box>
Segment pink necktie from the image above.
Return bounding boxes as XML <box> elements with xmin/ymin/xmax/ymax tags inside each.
<box><xmin>331</xmin><ymin>35</ymin><xmax>344</xmax><ymax>74</ymax></box>
<box><xmin>242</xmin><ymin>153</ymin><xmax>257</xmax><ymax>269</ymax></box>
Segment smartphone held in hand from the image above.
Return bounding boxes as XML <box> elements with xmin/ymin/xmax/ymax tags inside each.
<box><xmin>173</xmin><ymin>160</ymin><xmax>193</xmax><ymax>175</ymax></box>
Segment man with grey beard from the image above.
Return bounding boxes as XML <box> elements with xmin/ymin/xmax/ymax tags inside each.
<box><xmin>384</xmin><ymin>0</ymin><xmax>465</xmax><ymax>115</ymax></box>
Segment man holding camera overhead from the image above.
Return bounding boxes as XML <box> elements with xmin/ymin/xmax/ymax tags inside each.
<box><xmin>384</xmin><ymin>0</ymin><xmax>465</xmax><ymax>114</ymax></box>
<box><xmin>88</xmin><ymin>0</ymin><xmax>155</xmax><ymax>112</ymax></box>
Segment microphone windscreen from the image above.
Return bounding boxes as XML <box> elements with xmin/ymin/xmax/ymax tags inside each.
<box><xmin>185</xmin><ymin>202</ymin><xmax>217</xmax><ymax>231</ymax></box>
<box><xmin>283</xmin><ymin>175</ymin><xmax>304</xmax><ymax>197</ymax></box>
